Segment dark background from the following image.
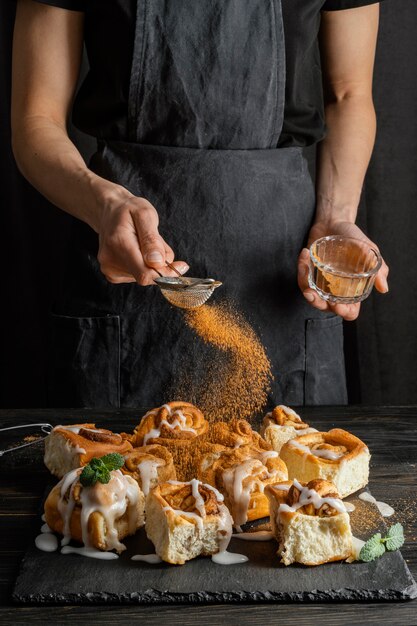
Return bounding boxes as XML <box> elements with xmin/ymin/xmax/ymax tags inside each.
<box><xmin>1</xmin><ymin>1</ymin><xmax>416</xmax><ymax>407</ymax></box>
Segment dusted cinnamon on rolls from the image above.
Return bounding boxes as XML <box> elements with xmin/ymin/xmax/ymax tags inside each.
<box><xmin>198</xmin><ymin>447</ymin><xmax>288</xmax><ymax>527</ymax></box>
<box><xmin>260</xmin><ymin>406</ymin><xmax>317</xmax><ymax>453</ymax></box>
<box><xmin>44</xmin><ymin>468</ymin><xmax>144</xmax><ymax>553</ymax></box>
<box><xmin>266</xmin><ymin>479</ymin><xmax>353</xmax><ymax>566</ymax></box>
<box><xmin>121</xmin><ymin>444</ymin><xmax>176</xmax><ymax>495</ymax></box>
<box><xmin>44</xmin><ymin>424</ymin><xmax>133</xmax><ymax>478</ymax></box>
<box><xmin>202</xmin><ymin>418</ymin><xmax>271</xmax><ymax>450</ymax></box>
<box><xmin>145</xmin><ymin>480</ymin><xmax>233</xmax><ymax>565</ymax></box>
<box><xmin>130</xmin><ymin>402</ymin><xmax>209</xmax><ymax>447</ymax></box>
<box><xmin>279</xmin><ymin>428</ymin><xmax>370</xmax><ymax>498</ymax></box>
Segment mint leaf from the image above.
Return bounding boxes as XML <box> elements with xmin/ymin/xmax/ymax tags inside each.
<box><xmin>359</xmin><ymin>533</ymin><xmax>386</xmax><ymax>562</ymax></box>
<box><xmin>79</xmin><ymin>453</ymin><xmax>124</xmax><ymax>487</ymax></box>
<box><xmin>101</xmin><ymin>452</ymin><xmax>124</xmax><ymax>471</ymax></box>
<box><xmin>384</xmin><ymin>523</ymin><xmax>405</xmax><ymax>551</ymax></box>
<box><xmin>80</xmin><ymin>464</ymin><xmax>97</xmax><ymax>487</ymax></box>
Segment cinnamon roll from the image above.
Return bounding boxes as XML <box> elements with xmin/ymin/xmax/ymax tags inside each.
<box><xmin>202</xmin><ymin>418</ymin><xmax>271</xmax><ymax>451</ymax></box>
<box><xmin>266</xmin><ymin>479</ymin><xmax>353</xmax><ymax>566</ymax></box>
<box><xmin>44</xmin><ymin>424</ymin><xmax>133</xmax><ymax>478</ymax></box>
<box><xmin>279</xmin><ymin>428</ymin><xmax>370</xmax><ymax>498</ymax></box>
<box><xmin>260</xmin><ymin>406</ymin><xmax>317</xmax><ymax>453</ymax></box>
<box><xmin>198</xmin><ymin>446</ymin><xmax>288</xmax><ymax>527</ymax></box>
<box><xmin>121</xmin><ymin>444</ymin><xmax>176</xmax><ymax>495</ymax></box>
<box><xmin>44</xmin><ymin>468</ymin><xmax>144</xmax><ymax>553</ymax></box>
<box><xmin>131</xmin><ymin>402</ymin><xmax>209</xmax><ymax>447</ymax></box>
<box><xmin>145</xmin><ymin>480</ymin><xmax>233</xmax><ymax>564</ymax></box>
<box><xmin>146</xmin><ymin>438</ymin><xmax>226</xmax><ymax>482</ymax></box>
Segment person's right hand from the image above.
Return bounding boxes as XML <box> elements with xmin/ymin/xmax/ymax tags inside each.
<box><xmin>96</xmin><ymin>193</ymin><xmax>189</xmax><ymax>285</ymax></box>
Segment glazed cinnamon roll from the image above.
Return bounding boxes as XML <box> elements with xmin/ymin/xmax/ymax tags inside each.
<box><xmin>131</xmin><ymin>402</ymin><xmax>209</xmax><ymax>447</ymax></box>
<box><xmin>121</xmin><ymin>444</ymin><xmax>176</xmax><ymax>495</ymax></box>
<box><xmin>198</xmin><ymin>446</ymin><xmax>288</xmax><ymax>527</ymax></box>
<box><xmin>279</xmin><ymin>428</ymin><xmax>370</xmax><ymax>498</ymax></box>
<box><xmin>202</xmin><ymin>418</ymin><xmax>271</xmax><ymax>451</ymax></box>
<box><xmin>260</xmin><ymin>406</ymin><xmax>317</xmax><ymax>453</ymax></box>
<box><xmin>145</xmin><ymin>480</ymin><xmax>233</xmax><ymax>564</ymax></box>
<box><xmin>266</xmin><ymin>479</ymin><xmax>353</xmax><ymax>566</ymax></box>
<box><xmin>44</xmin><ymin>468</ymin><xmax>144</xmax><ymax>553</ymax></box>
<box><xmin>44</xmin><ymin>424</ymin><xmax>133</xmax><ymax>478</ymax></box>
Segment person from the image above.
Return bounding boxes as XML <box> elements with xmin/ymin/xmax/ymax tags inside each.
<box><xmin>11</xmin><ymin>0</ymin><xmax>389</xmax><ymax>408</ymax></box>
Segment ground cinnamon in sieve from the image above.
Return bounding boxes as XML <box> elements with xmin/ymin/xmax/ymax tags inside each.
<box><xmin>174</xmin><ymin>301</ymin><xmax>272</xmax><ymax>423</ymax></box>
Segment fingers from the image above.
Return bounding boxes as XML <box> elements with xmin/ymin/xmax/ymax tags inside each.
<box><xmin>130</xmin><ymin>200</ymin><xmax>167</xmax><ymax>269</ymax></box>
<box><xmin>330</xmin><ymin>302</ymin><xmax>361</xmax><ymax>321</ymax></box>
<box><xmin>375</xmin><ymin>259</ymin><xmax>389</xmax><ymax>294</ymax></box>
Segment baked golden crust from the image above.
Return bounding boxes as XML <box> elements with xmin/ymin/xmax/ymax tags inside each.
<box><xmin>198</xmin><ymin>446</ymin><xmax>288</xmax><ymax>525</ymax></box>
<box><xmin>44</xmin><ymin>469</ymin><xmax>144</xmax><ymax>552</ymax></box>
<box><xmin>279</xmin><ymin>428</ymin><xmax>370</xmax><ymax>498</ymax></box>
<box><xmin>145</xmin><ymin>480</ymin><xmax>233</xmax><ymax>564</ymax></box>
<box><xmin>121</xmin><ymin>444</ymin><xmax>176</xmax><ymax>493</ymax></box>
<box><xmin>269</xmin><ymin>406</ymin><xmax>309</xmax><ymax>429</ymax></box>
<box><xmin>266</xmin><ymin>479</ymin><xmax>353</xmax><ymax>566</ymax></box>
<box><xmin>131</xmin><ymin>402</ymin><xmax>209</xmax><ymax>447</ymax></box>
<box><xmin>44</xmin><ymin>424</ymin><xmax>133</xmax><ymax>478</ymax></box>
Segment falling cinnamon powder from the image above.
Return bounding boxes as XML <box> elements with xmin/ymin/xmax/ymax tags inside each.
<box><xmin>174</xmin><ymin>301</ymin><xmax>272</xmax><ymax>423</ymax></box>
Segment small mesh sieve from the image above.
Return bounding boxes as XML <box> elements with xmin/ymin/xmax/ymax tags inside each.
<box><xmin>154</xmin><ymin>276</ymin><xmax>222</xmax><ymax>309</ymax></box>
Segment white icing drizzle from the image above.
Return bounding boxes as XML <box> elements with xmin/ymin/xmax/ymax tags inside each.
<box><xmin>41</xmin><ymin>513</ymin><xmax>46</xmax><ymax>522</ymax></box>
<box><xmin>57</xmin><ymin>468</ymin><xmax>139</xmax><ymax>552</ymax></box>
<box><xmin>41</xmin><ymin>522</ymin><xmax>52</xmax><ymax>533</ymax></box>
<box><xmin>358</xmin><ymin>492</ymin><xmax>395</xmax><ymax>517</ymax></box>
<box><xmin>143</xmin><ymin>409</ymin><xmax>197</xmax><ymax>444</ymax></box>
<box><xmin>131</xmin><ymin>554</ymin><xmax>162</xmax><ymax>564</ymax></box>
<box><xmin>273</xmin><ymin>484</ymin><xmax>291</xmax><ymax>492</ymax></box>
<box><xmin>136</xmin><ymin>458</ymin><xmax>163</xmax><ymax>496</ymax></box>
<box><xmin>278</xmin><ymin>479</ymin><xmax>347</xmax><ymax>515</ymax></box>
<box><xmin>74</xmin><ymin>446</ymin><xmax>86</xmax><ymax>455</ymax></box>
<box><xmin>289</xmin><ymin>439</ymin><xmax>344</xmax><ymax>461</ymax></box>
<box><xmin>35</xmin><ymin>533</ymin><xmax>58</xmax><ymax>552</ymax></box>
<box><xmin>344</xmin><ymin>502</ymin><xmax>356</xmax><ymax>513</ymax></box>
<box><xmin>346</xmin><ymin>536</ymin><xmax>366</xmax><ymax>563</ymax></box>
<box><xmin>53</xmin><ymin>425</ymin><xmax>81</xmax><ymax>434</ymax></box>
<box><xmin>232</xmin><ymin>530</ymin><xmax>273</xmax><ymax>541</ymax></box>
<box><xmin>222</xmin><ymin>457</ymin><xmax>280</xmax><ymax>527</ymax></box>
<box><xmin>211</xmin><ymin>551</ymin><xmax>248</xmax><ymax>565</ymax></box>
<box><xmin>61</xmin><ymin>546</ymin><xmax>119</xmax><ymax>560</ymax></box>
<box><xmin>163</xmin><ymin>480</ymin><xmax>233</xmax><ymax>559</ymax></box>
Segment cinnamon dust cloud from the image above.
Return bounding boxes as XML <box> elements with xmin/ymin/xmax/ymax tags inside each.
<box><xmin>172</xmin><ymin>301</ymin><xmax>273</xmax><ymax>423</ymax></box>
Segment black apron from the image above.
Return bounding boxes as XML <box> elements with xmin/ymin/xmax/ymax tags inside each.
<box><xmin>48</xmin><ymin>0</ymin><xmax>347</xmax><ymax>409</ymax></box>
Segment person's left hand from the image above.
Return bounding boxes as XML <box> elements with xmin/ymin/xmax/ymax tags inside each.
<box><xmin>297</xmin><ymin>221</ymin><xmax>389</xmax><ymax>321</ymax></box>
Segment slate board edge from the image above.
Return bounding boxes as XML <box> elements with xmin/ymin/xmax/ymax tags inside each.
<box><xmin>11</xmin><ymin>582</ymin><xmax>417</xmax><ymax>605</ymax></box>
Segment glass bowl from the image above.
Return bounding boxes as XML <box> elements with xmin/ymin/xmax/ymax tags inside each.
<box><xmin>308</xmin><ymin>236</ymin><xmax>382</xmax><ymax>304</ymax></box>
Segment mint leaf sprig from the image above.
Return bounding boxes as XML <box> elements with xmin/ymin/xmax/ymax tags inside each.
<box><xmin>80</xmin><ymin>453</ymin><xmax>125</xmax><ymax>487</ymax></box>
<box><xmin>359</xmin><ymin>523</ymin><xmax>405</xmax><ymax>562</ymax></box>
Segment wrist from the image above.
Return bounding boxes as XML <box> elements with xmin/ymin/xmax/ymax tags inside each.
<box><xmin>84</xmin><ymin>170</ymin><xmax>133</xmax><ymax>233</ymax></box>
<box><xmin>314</xmin><ymin>193</ymin><xmax>358</xmax><ymax>228</ymax></box>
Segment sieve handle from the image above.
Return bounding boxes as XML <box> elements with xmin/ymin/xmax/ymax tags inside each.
<box><xmin>0</xmin><ymin>423</ymin><xmax>53</xmax><ymax>456</ymax></box>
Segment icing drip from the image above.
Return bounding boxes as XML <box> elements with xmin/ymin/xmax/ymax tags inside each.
<box><xmin>35</xmin><ymin>533</ymin><xmax>58</xmax><ymax>552</ymax></box>
<box><xmin>346</xmin><ymin>536</ymin><xmax>366</xmax><ymax>563</ymax></box>
<box><xmin>61</xmin><ymin>546</ymin><xmax>119</xmax><ymax>560</ymax></box>
<box><xmin>131</xmin><ymin>554</ymin><xmax>162</xmax><ymax>564</ymax></box>
<box><xmin>137</xmin><ymin>458</ymin><xmax>162</xmax><ymax>496</ymax></box>
<box><xmin>211</xmin><ymin>551</ymin><xmax>248</xmax><ymax>565</ymax></box>
<box><xmin>344</xmin><ymin>502</ymin><xmax>356</xmax><ymax>513</ymax></box>
<box><xmin>57</xmin><ymin>468</ymin><xmax>139</xmax><ymax>552</ymax></box>
<box><xmin>289</xmin><ymin>439</ymin><xmax>344</xmax><ymax>461</ymax></box>
<box><xmin>143</xmin><ymin>409</ymin><xmax>197</xmax><ymax>444</ymax></box>
<box><xmin>41</xmin><ymin>523</ymin><xmax>52</xmax><ymax>533</ymax></box>
<box><xmin>279</xmin><ymin>479</ymin><xmax>347</xmax><ymax>515</ymax></box>
<box><xmin>358</xmin><ymin>492</ymin><xmax>395</xmax><ymax>517</ymax></box>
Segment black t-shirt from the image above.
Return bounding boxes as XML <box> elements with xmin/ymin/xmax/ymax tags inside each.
<box><xmin>34</xmin><ymin>0</ymin><xmax>384</xmax><ymax>147</ymax></box>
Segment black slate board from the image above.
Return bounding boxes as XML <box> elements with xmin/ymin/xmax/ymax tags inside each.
<box><xmin>12</xmin><ymin>490</ymin><xmax>417</xmax><ymax>604</ymax></box>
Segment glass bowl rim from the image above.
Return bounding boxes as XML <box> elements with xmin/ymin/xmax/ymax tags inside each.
<box><xmin>309</xmin><ymin>235</ymin><xmax>382</xmax><ymax>279</ymax></box>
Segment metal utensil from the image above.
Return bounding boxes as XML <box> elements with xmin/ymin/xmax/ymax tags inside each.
<box><xmin>0</xmin><ymin>423</ymin><xmax>53</xmax><ymax>457</ymax></box>
<box><xmin>154</xmin><ymin>262</ymin><xmax>222</xmax><ymax>309</ymax></box>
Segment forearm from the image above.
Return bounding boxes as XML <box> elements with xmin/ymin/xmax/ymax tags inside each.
<box><xmin>315</xmin><ymin>94</ymin><xmax>376</xmax><ymax>227</ymax></box>
<box><xmin>12</xmin><ymin>116</ymin><xmax>132</xmax><ymax>233</ymax></box>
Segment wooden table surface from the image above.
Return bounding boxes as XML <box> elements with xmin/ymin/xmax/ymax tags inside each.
<box><xmin>0</xmin><ymin>406</ymin><xmax>416</xmax><ymax>625</ymax></box>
